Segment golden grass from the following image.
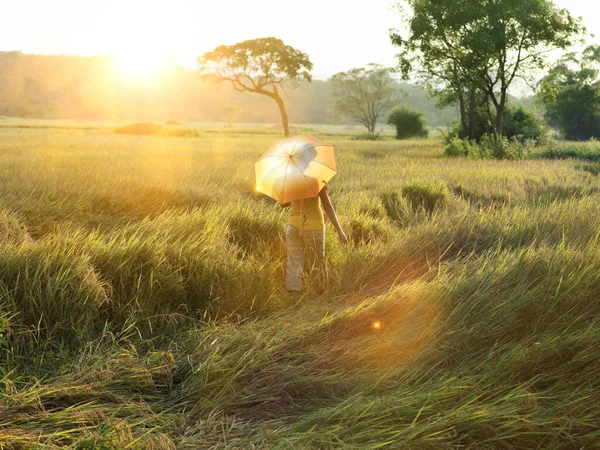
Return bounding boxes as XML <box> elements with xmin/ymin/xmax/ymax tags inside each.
<box><xmin>0</xmin><ymin>125</ymin><xmax>599</xmax><ymax>447</ymax></box>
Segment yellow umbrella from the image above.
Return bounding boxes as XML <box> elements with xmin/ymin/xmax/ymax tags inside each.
<box><xmin>255</xmin><ymin>134</ymin><xmax>337</xmax><ymax>204</ymax></box>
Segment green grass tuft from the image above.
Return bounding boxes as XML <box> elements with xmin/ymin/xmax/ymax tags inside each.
<box><xmin>402</xmin><ymin>181</ymin><xmax>448</xmax><ymax>213</ymax></box>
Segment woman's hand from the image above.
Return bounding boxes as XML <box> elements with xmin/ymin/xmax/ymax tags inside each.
<box><xmin>337</xmin><ymin>230</ymin><xmax>348</xmax><ymax>245</ymax></box>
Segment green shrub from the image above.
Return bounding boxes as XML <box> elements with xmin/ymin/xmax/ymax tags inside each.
<box><xmin>386</xmin><ymin>106</ymin><xmax>429</xmax><ymax>139</ymax></box>
<box><xmin>503</xmin><ymin>105</ymin><xmax>546</xmax><ymax>143</ymax></box>
<box><xmin>444</xmin><ymin>109</ymin><xmax>539</xmax><ymax>159</ymax></box>
<box><xmin>465</xmin><ymin>139</ymin><xmax>486</xmax><ymax>158</ymax></box>
<box><xmin>480</xmin><ymin>133</ymin><xmax>510</xmax><ymax>159</ymax></box>
<box><xmin>444</xmin><ymin>137</ymin><xmax>467</xmax><ymax>157</ymax></box>
<box><xmin>351</xmin><ymin>132</ymin><xmax>384</xmax><ymax>141</ymax></box>
<box><xmin>537</xmin><ymin>141</ymin><xmax>600</xmax><ymax>162</ymax></box>
<box><xmin>402</xmin><ymin>182</ymin><xmax>448</xmax><ymax>213</ymax></box>
<box><xmin>443</xmin><ymin>137</ymin><xmax>483</xmax><ymax>158</ymax></box>
<box><xmin>453</xmin><ymin>134</ymin><xmax>531</xmax><ymax>160</ymax></box>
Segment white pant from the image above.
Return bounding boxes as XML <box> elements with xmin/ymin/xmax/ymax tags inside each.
<box><xmin>285</xmin><ymin>225</ymin><xmax>327</xmax><ymax>293</ymax></box>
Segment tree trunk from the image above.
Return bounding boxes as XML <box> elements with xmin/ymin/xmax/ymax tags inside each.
<box><xmin>495</xmin><ymin>110</ymin><xmax>503</xmax><ymax>136</ymax></box>
<box><xmin>495</xmin><ymin>95</ymin><xmax>506</xmax><ymax>136</ymax></box>
<box><xmin>272</xmin><ymin>87</ymin><xmax>290</xmax><ymax>137</ymax></box>
<box><xmin>468</xmin><ymin>86</ymin><xmax>477</xmax><ymax>141</ymax></box>
<box><xmin>490</xmin><ymin>82</ymin><xmax>507</xmax><ymax>137</ymax></box>
<box><xmin>457</xmin><ymin>89</ymin><xmax>467</xmax><ymax>138</ymax></box>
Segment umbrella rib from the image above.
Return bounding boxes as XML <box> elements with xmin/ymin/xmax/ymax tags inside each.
<box><xmin>256</xmin><ymin>155</ymin><xmax>284</xmax><ymax>166</ymax></box>
<box><xmin>257</xmin><ymin>141</ymin><xmax>290</xmax><ymax>162</ymax></box>
<box><xmin>280</xmin><ymin>158</ymin><xmax>292</xmax><ymax>203</ymax></box>
<box><xmin>290</xmin><ymin>158</ymin><xmax>319</xmax><ymax>197</ymax></box>
<box><xmin>290</xmin><ymin>135</ymin><xmax>303</xmax><ymax>153</ymax></box>
<box><xmin>277</xmin><ymin>141</ymin><xmax>289</xmax><ymax>156</ymax></box>
<box><xmin>307</xmin><ymin>158</ymin><xmax>337</xmax><ymax>173</ymax></box>
<box><xmin>257</xmin><ymin>163</ymin><xmax>284</xmax><ymax>186</ymax></box>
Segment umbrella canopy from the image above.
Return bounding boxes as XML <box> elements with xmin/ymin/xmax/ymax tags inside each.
<box><xmin>255</xmin><ymin>134</ymin><xmax>337</xmax><ymax>204</ymax></box>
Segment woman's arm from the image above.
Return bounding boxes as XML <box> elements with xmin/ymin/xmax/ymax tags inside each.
<box><xmin>319</xmin><ymin>188</ymin><xmax>348</xmax><ymax>245</ymax></box>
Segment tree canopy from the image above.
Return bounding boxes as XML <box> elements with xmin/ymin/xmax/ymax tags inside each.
<box><xmin>329</xmin><ymin>64</ymin><xmax>404</xmax><ymax>132</ymax></box>
<box><xmin>391</xmin><ymin>0</ymin><xmax>581</xmax><ymax>140</ymax></box>
<box><xmin>199</xmin><ymin>37</ymin><xmax>313</xmax><ymax>136</ymax></box>
<box><xmin>539</xmin><ymin>45</ymin><xmax>600</xmax><ymax>140</ymax></box>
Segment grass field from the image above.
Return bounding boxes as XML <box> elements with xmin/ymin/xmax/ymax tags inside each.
<box><xmin>1</xmin><ymin>124</ymin><xmax>600</xmax><ymax>448</ymax></box>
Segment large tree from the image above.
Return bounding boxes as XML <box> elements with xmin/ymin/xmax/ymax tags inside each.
<box><xmin>329</xmin><ymin>64</ymin><xmax>404</xmax><ymax>133</ymax></box>
<box><xmin>199</xmin><ymin>37</ymin><xmax>312</xmax><ymax>137</ymax></box>
<box><xmin>391</xmin><ymin>0</ymin><xmax>581</xmax><ymax>139</ymax></box>
<box><xmin>539</xmin><ymin>45</ymin><xmax>600</xmax><ymax>140</ymax></box>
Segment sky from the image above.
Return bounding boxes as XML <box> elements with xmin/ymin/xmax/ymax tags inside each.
<box><xmin>0</xmin><ymin>0</ymin><xmax>400</xmax><ymax>79</ymax></box>
<box><xmin>1</xmin><ymin>0</ymin><xmax>599</xmax><ymax>80</ymax></box>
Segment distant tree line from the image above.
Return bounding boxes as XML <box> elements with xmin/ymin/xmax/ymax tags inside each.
<box><xmin>0</xmin><ymin>51</ymin><xmax>456</xmax><ymax>128</ymax></box>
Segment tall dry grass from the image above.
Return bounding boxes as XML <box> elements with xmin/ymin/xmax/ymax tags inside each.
<box><xmin>1</xmin><ymin>126</ymin><xmax>599</xmax><ymax>447</ymax></box>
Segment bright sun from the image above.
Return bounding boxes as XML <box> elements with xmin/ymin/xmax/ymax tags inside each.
<box><xmin>115</xmin><ymin>49</ymin><xmax>170</xmax><ymax>80</ymax></box>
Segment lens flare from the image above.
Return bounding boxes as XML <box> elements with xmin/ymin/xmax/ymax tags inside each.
<box><xmin>372</xmin><ymin>320</ymin><xmax>382</xmax><ymax>330</ymax></box>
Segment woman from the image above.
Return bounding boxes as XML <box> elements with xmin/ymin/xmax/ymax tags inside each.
<box><xmin>281</xmin><ymin>186</ymin><xmax>347</xmax><ymax>300</ymax></box>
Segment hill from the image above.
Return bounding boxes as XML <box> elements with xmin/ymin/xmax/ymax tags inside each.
<box><xmin>0</xmin><ymin>51</ymin><xmax>457</xmax><ymax>126</ymax></box>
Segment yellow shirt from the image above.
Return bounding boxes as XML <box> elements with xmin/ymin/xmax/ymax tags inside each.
<box><xmin>288</xmin><ymin>196</ymin><xmax>325</xmax><ymax>231</ymax></box>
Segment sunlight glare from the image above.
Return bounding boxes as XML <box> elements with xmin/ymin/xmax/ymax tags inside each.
<box><xmin>372</xmin><ymin>320</ymin><xmax>382</xmax><ymax>331</ymax></box>
<box><xmin>116</xmin><ymin>49</ymin><xmax>170</xmax><ymax>80</ymax></box>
